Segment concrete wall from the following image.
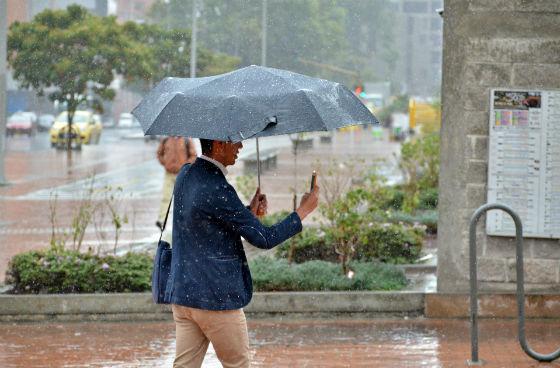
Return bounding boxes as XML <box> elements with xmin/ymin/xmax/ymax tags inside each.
<box><xmin>438</xmin><ymin>0</ymin><xmax>560</xmax><ymax>292</ymax></box>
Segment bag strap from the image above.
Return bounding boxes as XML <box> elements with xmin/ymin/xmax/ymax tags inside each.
<box><xmin>158</xmin><ymin>194</ymin><xmax>173</xmax><ymax>243</ymax></box>
<box><xmin>158</xmin><ymin>162</ymin><xmax>192</xmax><ymax>243</ymax></box>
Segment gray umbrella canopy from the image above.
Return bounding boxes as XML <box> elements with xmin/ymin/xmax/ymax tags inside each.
<box><xmin>132</xmin><ymin>65</ymin><xmax>378</xmax><ymax>142</ymax></box>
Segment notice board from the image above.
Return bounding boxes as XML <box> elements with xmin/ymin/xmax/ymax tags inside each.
<box><xmin>486</xmin><ymin>89</ymin><xmax>560</xmax><ymax>238</ymax></box>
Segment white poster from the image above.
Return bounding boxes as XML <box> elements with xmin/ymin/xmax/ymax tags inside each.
<box><xmin>487</xmin><ymin>89</ymin><xmax>560</xmax><ymax>238</ymax></box>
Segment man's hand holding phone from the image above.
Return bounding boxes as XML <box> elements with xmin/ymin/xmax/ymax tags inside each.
<box><xmin>296</xmin><ymin>171</ymin><xmax>320</xmax><ymax>221</ymax></box>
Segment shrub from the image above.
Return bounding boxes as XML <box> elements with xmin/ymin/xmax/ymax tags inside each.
<box><xmin>381</xmin><ymin>185</ymin><xmax>405</xmax><ymax>211</ymax></box>
<box><xmin>387</xmin><ymin>210</ymin><xmax>438</xmax><ymax>234</ymax></box>
<box><xmin>6</xmin><ymin>248</ymin><xmax>152</xmax><ymax>294</ymax></box>
<box><xmin>275</xmin><ymin>227</ymin><xmax>338</xmax><ymax>263</ymax></box>
<box><xmin>249</xmin><ymin>257</ymin><xmax>408</xmax><ymax>291</ymax></box>
<box><xmin>260</xmin><ymin>210</ymin><xmax>291</xmax><ymax>227</ymax></box>
<box><xmin>398</xmin><ymin>133</ymin><xmax>440</xmax><ymax>213</ymax></box>
<box><xmin>6</xmin><ymin>248</ymin><xmax>408</xmax><ymax>294</ymax></box>
<box><xmin>418</xmin><ymin>188</ymin><xmax>438</xmax><ymax>210</ymax></box>
<box><xmin>356</xmin><ymin>223</ymin><xmax>424</xmax><ymax>264</ymax></box>
<box><xmin>275</xmin><ymin>223</ymin><xmax>424</xmax><ymax>265</ymax></box>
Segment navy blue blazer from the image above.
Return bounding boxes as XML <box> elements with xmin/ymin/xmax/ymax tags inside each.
<box><xmin>165</xmin><ymin>158</ymin><xmax>303</xmax><ymax>310</ymax></box>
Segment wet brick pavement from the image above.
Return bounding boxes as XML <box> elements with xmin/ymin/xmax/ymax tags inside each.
<box><xmin>1</xmin><ymin>318</ymin><xmax>560</xmax><ymax>367</ymax></box>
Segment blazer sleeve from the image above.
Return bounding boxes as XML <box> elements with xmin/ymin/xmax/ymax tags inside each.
<box><xmin>198</xmin><ymin>182</ymin><xmax>303</xmax><ymax>250</ymax></box>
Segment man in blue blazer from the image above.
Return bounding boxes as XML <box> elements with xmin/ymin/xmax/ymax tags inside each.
<box><xmin>166</xmin><ymin>138</ymin><xmax>319</xmax><ymax>368</ymax></box>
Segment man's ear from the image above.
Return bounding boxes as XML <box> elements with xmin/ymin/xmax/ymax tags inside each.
<box><xmin>212</xmin><ymin>141</ymin><xmax>223</xmax><ymax>156</ymax></box>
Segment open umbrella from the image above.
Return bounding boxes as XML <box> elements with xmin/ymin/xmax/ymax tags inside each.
<box><xmin>132</xmin><ymin>65</ymin><xmax>378</xmax><ymax>185</ymax></box>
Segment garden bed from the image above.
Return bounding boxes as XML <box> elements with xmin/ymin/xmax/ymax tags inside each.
<box><xmin>5</xmin><ymin>248</ymin><xmax>408</xmax><ymax>295</ymax></box>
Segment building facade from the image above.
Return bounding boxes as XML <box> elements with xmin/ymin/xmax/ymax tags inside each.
<box><xmin>438</xmin><ymin>0</ymin><xmax>560</xmax><ymax>292</ymax></box>
<box><xmin>390</xmin><ymin>0</ymin><xmax>443</xmax><ymax>97</ymax></box>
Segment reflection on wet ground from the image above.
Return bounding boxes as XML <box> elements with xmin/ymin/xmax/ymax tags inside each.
<box><xmin>1</xmin><ymin>318</ymin><xmax>560</xmax><ymax>367</ymax></box>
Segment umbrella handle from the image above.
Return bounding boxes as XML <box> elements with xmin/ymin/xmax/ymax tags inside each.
<box><xmin>256</xmin><ymin>137</ymin><xmax>261</xmax><ymax>189</ymax></box>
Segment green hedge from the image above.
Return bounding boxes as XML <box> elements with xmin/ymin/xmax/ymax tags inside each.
<box><xmin>275</xmin><ymin>228</ymin><xmax>338</xmax><ymax>263</ymax></box>
<box><xmin>381</xmin><ymin>186</ymin><xmax>438</xmax><ymax>212</ymax></box>
<box><xmin>6</xmin><ymin>249</ymin><xmax>152</xmax><ymax>294</ymax></box>
<box><xmin>275</xmin><ymin>223</ymin><xmax>424</xmax><ymax>265</ymax></box>
<box><xmin>356</xmin><ymin>223</ymin><xmax>424</xmax><ymax>264</ymax></box>
<box><xmin>249</xmin><ymin>257</ymin><xmax>408</xmax><ymax>291</ymax></box>
<box><xmin>386</xmin><ymin>210</ymin><xmax>438</xmax><ymax>234</ymax></box>
<box><xmin>6</xmin><ymin>248</ymin><xmax>408</xmax><ymax>294</ymax></box>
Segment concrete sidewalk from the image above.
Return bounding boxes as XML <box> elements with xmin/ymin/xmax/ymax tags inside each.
<box><xmin>1</xmin><ymin>318</ymin><xmax>560</xmax><ymax>367</ymax></box>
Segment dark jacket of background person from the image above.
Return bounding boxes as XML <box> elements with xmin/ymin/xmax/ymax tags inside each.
<box><xmin>165</xmin><ymin>158</ymin><xmax>302</xmax><ymax>310</ymax></box>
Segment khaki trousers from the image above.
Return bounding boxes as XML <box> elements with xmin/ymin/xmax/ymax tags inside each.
<box><xmin>172</xmin><ymin>304</ymin><xmax>250</xmax><ymax>368</ymax></box>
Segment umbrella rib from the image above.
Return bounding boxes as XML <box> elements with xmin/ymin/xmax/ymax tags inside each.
<box><xmin>145</xmin><ymin>92</ymin><xmax>185</xmax><ymax>136</ymax></box>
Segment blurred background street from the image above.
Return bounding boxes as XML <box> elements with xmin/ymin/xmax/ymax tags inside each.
<box><xmin>0</xmin><ymin>126</ymin><xmax>401</xmax><ymax>283</ymax></box>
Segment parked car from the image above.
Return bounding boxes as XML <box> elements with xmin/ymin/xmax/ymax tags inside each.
<box><xmin>117</xmin><ymin>113</ymin><xmax>140</xmax><ymax>128</ymax></box>
<box><xmin>50</xmin><ymin>110</ymin><xmax>103</xmax><ymax>149</ymax></box>
<box><xmin>102</xmin><ymin>116</ymin><xmax>116</xmax><ymax>128</ymax></box>
<box><xmin>6</xmin><ymin>112</ymin><xmax>37</xmax><ymax>136</ymax></box>
<box><xmin>37</xmin><ymin>114</ymin><xmax>55</xmax><ymax>132</ymax></box>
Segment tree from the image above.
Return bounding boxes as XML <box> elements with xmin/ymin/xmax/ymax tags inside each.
<box><xmin>7</xmin><ymin>5</ymin><xmax>148</xmax><ymax>150</ymax></box>
<box><xmin>121</xmin><ymin>22</ymin><xmax>239</xmax><ymax>91</ymax></box>
<box><xmin>148</xmin><ymin>0</ymin><xmax>358</xmax><ymax>85</ymax></box>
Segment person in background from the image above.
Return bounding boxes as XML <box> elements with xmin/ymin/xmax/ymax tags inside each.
<box><xmin>156</xmin><ymin>136</ymin><xmax>199</xmax><ymax>239</ymax></box>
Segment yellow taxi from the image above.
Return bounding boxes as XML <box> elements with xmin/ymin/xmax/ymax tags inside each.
<box><xmin>50</xmin><ymin>111</ymin><xmax>103</xmax><ymax>149</ymax></box>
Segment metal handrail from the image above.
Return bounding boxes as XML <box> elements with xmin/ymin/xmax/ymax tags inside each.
<box><xmin>469</xmin><ymin>203</ymin><xmax>560</xmax><ymax>364</ymax></box>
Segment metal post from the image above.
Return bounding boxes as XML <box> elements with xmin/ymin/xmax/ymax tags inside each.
<box><xmin>261</xmin><ymin>0</ymin><xmax>267</xmax><ymax>68</ymax></box>
<box><xmin>164</xmin><ymin>0</ymin><xmax>170</xmax><ymax>30</ymax></box>
<box><xmin>0</xmin><ymin>0</ymin><xmax>8</xmax><ymax>185</ymax></box>
<box><xmin>190</xmin><ymin>0</ymin><xmax>198</xmax><ymax>78</ymax></box>
<box><xmin>469</xmin><ymin>203</ymin><xmax>560</xmax><ymax>365</ymax></box>
<box><xmin>256</xmin><ymin>137</ymin><xmax>261</xmax><ymax>188</ymax></box>
<box><xmin>255</xmin><ymin>0</ymin><xmax>267</xmax><ymax>188</ymax></box>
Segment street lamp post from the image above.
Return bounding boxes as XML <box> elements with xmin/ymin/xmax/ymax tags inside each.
<box><xmin>261</xmin><ymin>0</ymin><xmax>267</xmax><ymax>68</ymax></box>
<box><xmin>255</xmin><ymin>0</ymin><xmax>267</xmax><ymax>189</ymax></box>
<box><xmin>190</xmin><ymin>0</ymin><xmax>199</xmax><ymax>78</ymax></box>
<box><xmin>0</xmin><ymin>0</ymin><xmax>8</xmax><ymax>185</ymax></box>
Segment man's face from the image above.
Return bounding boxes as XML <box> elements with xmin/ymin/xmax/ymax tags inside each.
<box><xmin>217</xmin><ymin>141</ymin><xmax>243</xmax><ymax>166</ymax></box>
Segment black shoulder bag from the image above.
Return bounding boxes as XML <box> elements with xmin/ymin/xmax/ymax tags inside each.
<box><xmin>151</xmin><ymin>196</ymin><xmax>173</xmax><ymax>304</ymax></box>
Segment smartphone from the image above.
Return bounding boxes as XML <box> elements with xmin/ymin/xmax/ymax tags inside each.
<box><xmin>310</xmin><ymin>170</ymin><xmax>317</xmax><ymax>191</ymax></box>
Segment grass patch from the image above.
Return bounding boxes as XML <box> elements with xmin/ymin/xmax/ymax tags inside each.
<box><xmin>250</xmin><ymin>256</ymin><xmax>408</xmax><ymax>292</ymax></box>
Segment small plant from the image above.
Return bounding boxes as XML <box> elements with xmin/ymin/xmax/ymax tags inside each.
<box><xmin>49</xmin><ymin>192</ymin><xmax>68</xmax><ymax>248</ymax></box>
<box><xmin>71</xmin><ymin>175</ymin><xmax>99</xmax><ymax>251</ymax></box>
<box><xmin>397</xmin><ymin>133</ymin><xmax>440</xmax><ymax>213</ymax></box>
<box><xmin>103</xmin><ymin>186</ymin><xmax>128</xmax><ymax>254</ymax></box>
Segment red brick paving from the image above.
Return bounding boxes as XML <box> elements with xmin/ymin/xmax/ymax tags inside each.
<box><xmin>1</xmin><ymin>318</ymin><xmax>560</xmax><ymax>367</ymax></box>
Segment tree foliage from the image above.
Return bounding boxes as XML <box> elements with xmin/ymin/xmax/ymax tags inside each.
<box><xmin>148</xmin><ymin>0</ymin><xmax>397</xmax><ymax>86</ymax></box>
<box><xmin>7</xmin><ymin>5</ymin><xmax>240</xmax><ymax>149</ymax></box>
<box><xmin>121</xmin><ymin>21</ymin><xmax>239</xmax><ymax>90</ymax></box>
<box><xmin>7</xmin><ymin>6</ymin><xmax>146</xmax><ymax>128</ymax></box>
